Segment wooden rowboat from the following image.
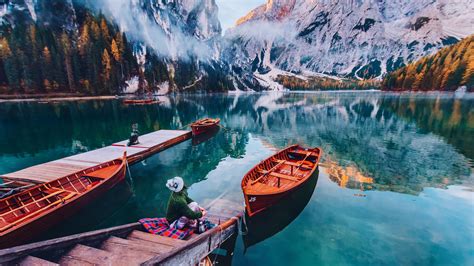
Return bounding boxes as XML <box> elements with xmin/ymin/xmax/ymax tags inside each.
<box><xmin>190</xmin><ymin>118</ymin><xmax>220</xmax><ymax>136</ymax></box>
<box><xmin>241</xmin><ymin>145</ymin><xmax>322</xmax><ymax>216</ymax></box>
<box><xmin>0</xmin><ymin>153</ymin><xmax>128</xmax><ymax>249</ymax></box>
<box><xmin>122</xmin><ymin>99</ymin><xmax>160</xmax><ymax>105</ymax></box>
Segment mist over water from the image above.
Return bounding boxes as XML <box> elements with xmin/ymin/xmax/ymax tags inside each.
<box><xmin>0</xmin><ymin>92</ymin><xmax>472</xmax><ymax>264</ymax></box>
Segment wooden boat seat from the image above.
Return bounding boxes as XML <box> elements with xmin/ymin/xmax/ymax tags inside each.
<box><xmin>288</xmin><ymin>150</ymin><xmax>318</xmax><ymax>157</ymax></box>
<box><xmin>43</xmin><ymin>187</ymin><xmax>76</xmax><ymax>195</ymax></box>
<box><xmin>257</xmin><ymin>170</ymin><xmax>299</xmax><ymax>182</ymax></box>
<box><xmin>84</xmin><ymin>165</ymin><xmax>120</xmax><ymax>179</ymax></box>
<box><xmin>271</xmin><ymin>159</ymin><xmax>300</xmax><ymax>167</ymax></box>
<box><xmin>272</xmin><ymin>159</ymin><xmax>314</xmax><ymax>171</ymax></box>
<box><xmin>268</xmin><ymin>172</ymin><xmax>299</xmax><ymax>182</ymax></box>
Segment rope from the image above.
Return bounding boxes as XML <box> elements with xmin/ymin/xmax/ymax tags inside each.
<box><xmin>217</xmin><ymin>124</ymin><xmax>234</xmax><ymax>133</ymax></box>
<box><xmin>238</xmin><ymin>211</ymin><xmax>249</xmax><ymax>236</ymax></box>
<box><xmin>179</xmin><ymin>122</ymin><xmax>193</xmax><ymax>130</ymax></box>
<box><xmin>125</xmin><ymin>158</ymin><xmax>135</xmax><ymax>192</ymax></box>
<box><xmin>211</xmin><ymin>225</ymin><xmax>224</xmax><ymax>265</ymax></box>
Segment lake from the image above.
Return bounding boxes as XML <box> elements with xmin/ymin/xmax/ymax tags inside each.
<box><xmin>0</xmin><ymin>92</ymin><xmax>473</xmax><ymax>265</ymax></box>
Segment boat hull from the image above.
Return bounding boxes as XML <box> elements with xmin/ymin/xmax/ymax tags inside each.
<box><xmin>243</xmin><ymin>167</ymin><xmax>317</xmax><ymax>216</ymax></box>
<box><xmin>191</xmin><ymin>119</ymin><xmax>220</xmax><ymax>136</ymax></box>
<box><xmin>241</xmin><ymin>144</ymin><xmax>322</xmax><ymax>217</ymax></box>
<box><xmin>0</xmin><ymin>162</ymin><xmax>127</xmax><ymax>249</ymax></box>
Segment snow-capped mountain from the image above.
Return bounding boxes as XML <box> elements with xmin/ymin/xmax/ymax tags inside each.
<box><xmin>1</xmin><ymin>0</ymin><xmax>473</xmax><ymax>92</ymax></box>
<box><xmin>94</xmin><ymin>0</ymin><xmax>223</xmax><ymax>60</ymax></box>
<box><xmin>0</xmin><ymin>0</ymin><xmax>77</xmax><ymax>32</ymax></box>
<box><xmin>141</xmin><ymin>0</ymin><xmax>221</xmax><ymax>41</ymax></box>
<box><xmin>0</xmin><ymin>0</ymin><xmax>222</xmax><ymax>59</ymax></box>
<box><xmin>0</xmin><ymin>0</ymin><xmax>238</xmax><ymax>92</ymax></box>
<box><xmin>225</xmin><ymin>0</ymin><xmax>474</xmax><ymax>83</ymax></box>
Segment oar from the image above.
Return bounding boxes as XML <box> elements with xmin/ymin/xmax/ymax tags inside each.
<box><xmin>250</xmin><ymin>160</ymin><xmax>286</xmax><ymax>185</ymax></box>
<box><xmin>0</xmin><ymin>181</ymin><xmax>14</xmax><ymax>187</ymax></box>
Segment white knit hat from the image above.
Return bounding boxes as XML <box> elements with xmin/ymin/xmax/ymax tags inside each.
<box><xmin>166</xmin><ymin>176</ymin><xmax>184</xmax><ymax>192</ymax></box>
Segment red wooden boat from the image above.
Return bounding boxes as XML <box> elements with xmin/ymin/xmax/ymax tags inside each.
<box><xmin>0</xmin><ymin>154</ymin><xmax>127</xmax><ymax>248</ymax></box>
<box><xmin>190</xmin><ymin>118</ymin><xmax>220</xmax><ymax>136</ymax></box>
<box><xmin>241</xmin><ymin>145</ymin><xmax>322</xmax><ymax>216</ymax></box>
<box><xmin>123</xmin><ymin>99</ymin><xmax>160</xmax><ymax>105</ymax></box>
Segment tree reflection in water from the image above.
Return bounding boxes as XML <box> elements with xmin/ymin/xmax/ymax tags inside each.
<box><xmin>0</xmin><ymin>92</ymin><xmax>471</xmax><ymax>195</ymax></box>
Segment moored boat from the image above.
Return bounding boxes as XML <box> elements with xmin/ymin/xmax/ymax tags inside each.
<box><xmin>241</xmin><ymin>145</ymin><xmax>322</xmax><ymax>216</ymax></box>
<box><xmin>122</xmin><ymin>99</ymin><xmax>160</xmax><ymax>105</ymax></box>
<box><xmin>0</xmin><ymin>153</ymin><xmax>127</xmax><ymax>248</ymax></box>
<box><xmin>190</xmin><ymin>118</ymin><xmax>220</xmax><ymax>136</ymax></box>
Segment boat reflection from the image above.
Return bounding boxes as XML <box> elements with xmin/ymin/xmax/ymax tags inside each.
<box><xmin>192</xmin><ymin>126</ymin><xmax>220</xmax><ymax>146</ymax></box>
<box><xmin>243</xmin><ymin>169</ymin><xmax>319</xmax><ymax>250</ymax></box>
<box><xmin>37</xmin><ymin>181</ymin><xmax>133</xmax><ymax>242</ymax></box>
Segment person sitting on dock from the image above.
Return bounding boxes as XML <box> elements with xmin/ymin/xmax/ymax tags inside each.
<box><xmin>127</xmin><ymin>123</ymin><xmax>140</xmax><ymax>146</ymax></box>
<box><xmin>165</xmin><ymin>176</ymin><xmax>206</xmax><ymax>230</ymax></box>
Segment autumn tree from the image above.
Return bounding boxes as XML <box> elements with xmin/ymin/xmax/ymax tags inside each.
<box><xmin>383</xmin><ymin>35</ymin><xmax>474</xmax><ymax>91</ymax></box>
<box><xmin>102</xmin><ymin>49</ymin><xmax>111</xmax><ymax>81</ymax></box>
<box><xmin>61</xmin><ymin>32</ymin><xmax>75</xmax><ymax>91</ymax></box>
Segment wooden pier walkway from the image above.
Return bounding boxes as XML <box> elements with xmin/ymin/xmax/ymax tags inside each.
<box><xmin>0</xmin><ymin>199</ymin><xmax>243</xmax><ymax>265</ymax></box>
<box><xmin>1</xmin><ymin>130</ymin><xmax>192</xmax><ymax>184</ymax></box>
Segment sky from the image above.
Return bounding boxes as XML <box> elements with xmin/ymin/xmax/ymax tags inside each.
<box><xmin>215</xmin><ymin>0</ymin><xmax>266</xmax><ymax>31</ymax></box>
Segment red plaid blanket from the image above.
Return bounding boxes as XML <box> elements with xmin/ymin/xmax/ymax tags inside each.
<box><xmin>139</xmin><ymin>218</ymin><xmax>194</xmax><ymax>240</ymax></box>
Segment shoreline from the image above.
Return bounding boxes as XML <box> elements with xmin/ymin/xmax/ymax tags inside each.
<box><xmin>0</xmin><ymin>95</ymin><xmax>117</xmax><ymax>103</ymax></box>
<box><xmin>1</xmin><ymin>89</ymin><xmax>472</xmax><ymax>103</ymax></box>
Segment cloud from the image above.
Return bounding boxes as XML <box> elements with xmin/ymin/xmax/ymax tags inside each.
<box><xmin>225</xmin><ymin>19</ymin><xmax>298</xmax><ymax>42</ymax></box>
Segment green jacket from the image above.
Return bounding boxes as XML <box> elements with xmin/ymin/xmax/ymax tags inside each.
<box><xmin>166</xmin><ymin>189</ymin><xmax>202</xmax><ymax>223</ymax></box>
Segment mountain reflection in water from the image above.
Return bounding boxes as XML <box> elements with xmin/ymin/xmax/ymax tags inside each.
<box><xmin>0</xmin><ymin>92</ymin><xmax>472</xmax><ymax>195</ymax></box>
<box><xmin>0</xmin><ymin>92</ymin><xmax>472</xmax><ymax>265</ymax></box>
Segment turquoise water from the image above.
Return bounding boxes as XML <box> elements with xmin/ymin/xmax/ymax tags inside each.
<box><xmin>0</xmin><ymin>92</ymin><xmax>473</xmax><ymax>265</ymax></box>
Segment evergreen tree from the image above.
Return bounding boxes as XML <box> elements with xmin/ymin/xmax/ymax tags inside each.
<box><xmin>41</xmin><ymin>46</ymin><xmax>53</xmax><ymax>91</ymax></box>
<box><xmin>61</xmin><ymin>32</ymin><xmax>75</xmax><ymax>91</ymax></box>
<box><xmin>0</xmin><ymin>7</ymin><xmax>166</xmax><ymax>95</ymax></box>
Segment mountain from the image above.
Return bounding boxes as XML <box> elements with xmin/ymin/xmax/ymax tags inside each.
<box><xmin>1</xmin><ymin>0</ymin><xmax>473</xmax><ymax>94</ymax></box>
<box><xmin>382</xmin><ymin>35</ymin><xmax>473</xmax><ymax>91</ymax></box>
<box><xmin>0</xmin><ymin>0</ymin><xmax>235</xmax><ymax>94</ymax></box>
<box><xmin>224</xmin><ymin>0</ymin><xmax>474</xmax><ymax>89</ymax></box>
<box><xmin>0</xmin><ymin>0</ymin><xmax>144</xmax><ymax>95</ymax></box>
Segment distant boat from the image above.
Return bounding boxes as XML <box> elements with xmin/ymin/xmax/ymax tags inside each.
<box><xmin>191</xmin><ymin>118</ymin><xmax>220</xmax><ymax>136</ymax></box>
<box><xmin>122</xmin><ymin>99</ymin><xmax>160</xmax><ymax>105</ymax></box>
<box><xmin>0</xmin><ymin>154</ymin><xmax>127</xmax><ymax>248</ymax></box>
<box><xmin>241</xmin><ymin>145</ymin><xmax>322</xmax><ymax>216</ymax></box>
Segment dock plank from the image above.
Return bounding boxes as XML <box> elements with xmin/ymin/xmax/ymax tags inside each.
<box><xmin>59</xmin><ymin>244</ymin><xmax>112</xmax><ymax>265</ymax></box>
<box><xmin>127</xmin><ymin>230</ymin><xmax>185</xmax><ymax>248</ymax></box>
<box><xmin>0</xmin><ymin>199</ymin><xmax>243</xmax><ymax>265</ymax></box>
<box><xmin>18</xmin><ymin>256</ymin><xmax>58</xmax><ymax>266</ymax></box>
<box><xmin>0</xmin><ymin>130</ymin><xmax>191</xmax><ymax>184</ymax></box>
<box><xmin>101</xmin><ymin>237</ymin><xmax>156</xmax><ymax>264</ymax></box>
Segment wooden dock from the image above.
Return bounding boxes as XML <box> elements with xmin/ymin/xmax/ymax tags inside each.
<box><xmin>1</xmin><ymin>130</ymin><xmax>192</xmax><ymax>184</ymax></box>
<box><xmin>0</xmin><ymin>199</ymin><xmax>243</xmax><ymax>265</ymax></box>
